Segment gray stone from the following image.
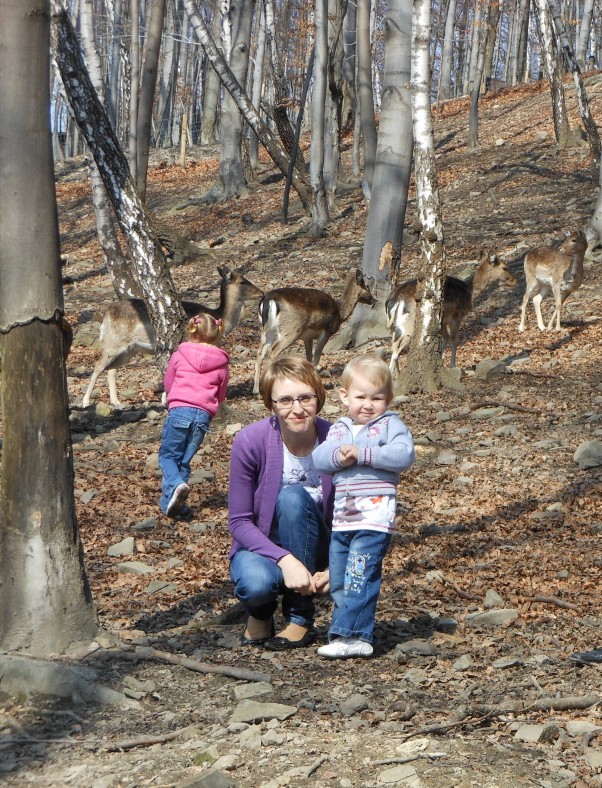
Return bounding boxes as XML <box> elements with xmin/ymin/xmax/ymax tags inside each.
<box><xmin>340</xmin><ymin>693</ymin><xmax>369</xmax><ymax>716</ymax></box>
<box><xmin>144</xmin><ymin>580</ymin><xmax>178</xmax><ymax>594</ymax></box>
<box><xmin>396</xmin><ymin>639</ymin><xmax>437</xmax><ymax>656</ymax></box>
<box><xmin>574</xmin><ymin>440</ymin><xmax>602</xmax><ymax>469</ymax></box>
<box><xmin>585</xmin><ymin>751</ymin><xmax>602</xmax><ymax>769</ymax></box>
<box><xmin>132</xmin><ymin>517</ymin><xmax>158</xmax><ymax>531</ymax></box>
<box><xmin>146</xmin><ymin>453</ymin><xmax>160</xmax><ymax>469</ymax></box>
<box><xmin>566</xmin><ymin>721</ymin><xmax>602</xmax><ymax>737</ymax></box>
<box><xmin>465</xmin><ymin>609</ymin><xmax>519</xmax><ymax>628</ymax></box>
<box><xmin>116</xmin><ymin>561</ymin><xmax>155</xmax><ymax>575</ymax></box>
<box><xmin>435</xmin><ymin>411</ymin><xmax>451</xmax><ymax>422</ymax></box>
<box><xmin>402</xmin><ymin>668</ymin><xmax>429</xmax><ymax>686</ymax></box>
<box><xmin>211</xmin><ymin>754</ymin><xmax>239</xmax><ymax>771</ymax></box>
<box><xmin>474</xmin><ymin>358</ymin><xmax>507</xmax><ymax>380</ymax></box>
<box><xmin>230</xmin><ymin>699</ymin><xmax>296</xmax><ymax>723</ymax></box>
<box><xmin>452</xmin><ymin>655</ymin><xmax>474</xmax><ymax>672</ymax></box>
<box><xmin>470</xmin><ymin>406</ymin><xmax>505</xmax><ymax>419</ymax></box>
<box><xmin>262</xmin><ymin>729</ymin><xmax>285</xmax><ymax>746</ymax></box>
<box><xmin>107</xmin><ymin>537</ymin><xmax>135</xmax><ymax>557</ymax></box>
<box><xmin>484</xmin><ymin>589</ymin><xmax>504</xmax><ymax>608</ymax></box>
<box><xmin>232</xmin><ymin>681</ymin><xmax>273</xmax><ymax>700</ymax></box>
<box><xmin>494</xmin><ymin>424</ymin><xmax>517</xmax><ymax>437</ymax></box>
<box><xmin>176</xmin><ymin>770</ymin><xmax>236</xmax><ymax>788</ymax></box>
<box><xmin>239</xmin><ymin>723</ymin><xmax>262</xmax><ymax>749</ymax></box>
<box><xmin>453</xmin><ymin>476</ymin><xmax>474</xmax><ymax>486</ymax></box>
<box><xmin>80</xmin><ymin>490</ymin><xmax>98</xmax><ymax>504</ymax></box>
<box><xmin>436</xmin><ymin>450</ymin><xmax>457</xmax><ymax>465</ymax></box>
<box><xmin>379</xmin><ymin>763</ymin><xmax>419</xmax><ymax>784</ymax></box>
<box><xmin>514</xmin><ymin>723</ymin><xmax>559</xmax><ymax>743</ymax></box>
<box><xmin>493</xmin><ymin>657</ymin><xmax>521</xmax><ymax>669</ymax></box>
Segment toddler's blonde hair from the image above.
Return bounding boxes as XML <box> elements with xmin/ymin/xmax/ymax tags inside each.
<box><xmin>341</xmin><ymin>354</ymin><xmax>393</xmax><ymax>401</ymax></box>
<box><xmin>187</xmin><ymin>313</ymin><xmax>224</xmax><ymax>345</ymax></box>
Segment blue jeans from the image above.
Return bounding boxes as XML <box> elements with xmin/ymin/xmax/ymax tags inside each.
<box><xmin>328</xmin><ymin>529</ymin><xmax>392</xmax><ymax>643</ymax></box>
<box><xmin>159</xmin><ymin>406</ymin><xmax>211</xmax><ymax>514</ymax></box>
<box><xmin>229</xmin><ymin>486</ymin><xmax>329</xmax><ymax>628</ymax></box>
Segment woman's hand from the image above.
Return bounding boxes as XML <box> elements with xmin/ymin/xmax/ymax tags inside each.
<box><xmin>313</xmin><ymin>569</ymin><xmax>330</xmax><ymax>594</ymax></box>
<box><xmin>277</xmin><ymin>554</ymin><xmax>316</xmax><ymax>595</ymax></box>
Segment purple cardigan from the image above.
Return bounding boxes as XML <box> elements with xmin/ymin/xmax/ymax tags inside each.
<box><xmin>228</xmin><ymin>415</ymin><xmax>334</xmax><ymax>563</ymax></box>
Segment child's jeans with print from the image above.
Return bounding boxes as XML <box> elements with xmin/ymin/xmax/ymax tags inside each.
<box><xmin>328</xmin><ymin>528</ymin><xmax>392</xmax><ymax>643</ymax></box>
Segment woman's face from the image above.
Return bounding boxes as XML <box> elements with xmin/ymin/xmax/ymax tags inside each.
<box><xmin>270</xmin><ymin>377</ymin><xmax>318</xmax><ymax>437</ymax></box>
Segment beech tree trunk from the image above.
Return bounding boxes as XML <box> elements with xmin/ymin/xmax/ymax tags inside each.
<box><xmin>0</xmin><ymin>0</ymin><xmax>97</xmax><ymax>655</ymax></box>
<box><xmin>400</xmin><ymin>0</ymin><xmax>445</xmax><ymax>395</ymax></box>
<box><xmin>439</xmin><ymin>0</ymin><xmax>457</xmax><ymax>100</ymax></box>
<box><xmin>468</xmin><ymin>0</ymin><xmax>490</xmax><ymax>149</ymax></box>
<box><xmin>308</xmin><ymin>0</ymin><xmax>331</xmax><ymax>231</ymax></box>
<box><xmin>357</xmin><ymin>0</ymin><xmax>377</xmax><ymax>187</ymax></box>
<box><xmin>136</xmin><ymin>0</ymin><xmax>167</xmax><ymax>201</ymax></box>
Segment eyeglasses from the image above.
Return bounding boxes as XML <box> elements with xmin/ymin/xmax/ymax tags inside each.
<box><xmin>271</xmin><ymin>394</ymin><xmax>317</xmax><ymax>410</ymax></box>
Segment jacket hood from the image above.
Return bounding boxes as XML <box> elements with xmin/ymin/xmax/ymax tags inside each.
<box><xmin>178</xmin><ymin>342</ymin><xmax>229</xmax><ymax>374</ymax></box>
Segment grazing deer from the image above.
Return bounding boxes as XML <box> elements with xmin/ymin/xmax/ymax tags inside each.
<box><xmin>252</xmin><ymin>269</ymin><xmax>376</xmax><ymax>394</ymax></box>
<box><xmin>386</xmin><ymin>250</ymin><xmax>517</xmax><ymax>374</ymax></box>
<box><xmin>518</xmin><ymin>230</ymin><xmax>588</xmax><ymax>332</ymax></box>
<box><xmin>82</xmin><ymin>266</ymin><xmax>262</xmax><ymax>407</ymax></box>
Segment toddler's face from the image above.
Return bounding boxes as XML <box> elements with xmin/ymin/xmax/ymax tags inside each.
<box><xmin>339</xmin><ymin>373</ymin><xmax>390</xmax><ymax>425</ymax></box>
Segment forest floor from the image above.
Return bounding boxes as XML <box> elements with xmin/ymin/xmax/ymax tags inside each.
<box><xmin>2</xmin><ymin>74</ymin><xmax>602</xmax><ymax>788</ymax></box>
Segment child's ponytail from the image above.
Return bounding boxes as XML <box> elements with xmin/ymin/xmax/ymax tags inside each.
<box><xmin>187</xmin><ymin>313</ymin><xmax>224</xmax><ymax>345</ymax></box>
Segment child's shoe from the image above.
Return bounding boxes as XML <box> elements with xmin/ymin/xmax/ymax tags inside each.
<box><xmin>317</xmin><ymin>637</ymin><xmax>373</xmax><ymax>659</ymax></box>
<box><xmin>166</xmin><ymin>483</ymin><xmax>189</xmax><ymax>517</ymax></box>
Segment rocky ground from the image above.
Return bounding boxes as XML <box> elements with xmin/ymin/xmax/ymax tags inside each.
<box><xmin>2</xmin><ymin>74</ymin><xmax>602</xmax><ymax>787</ymax></box>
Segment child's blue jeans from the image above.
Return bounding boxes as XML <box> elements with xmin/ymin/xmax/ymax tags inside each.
<box><xmin>159</xmin><ymin>406</ymin><xmax>211</xmax><ymax>514</ymax></box>
<box><xmin>328</xmin><ymin>528</ymin><xmax>392</xmax><ymax>643</ymax></box>
<box><xmin>229</xmin><ymin>486</ymin><xmax>329</xmax><ymax>628</ymax></box>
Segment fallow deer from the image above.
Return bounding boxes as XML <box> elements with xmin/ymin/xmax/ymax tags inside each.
<box><xmin>386</xmin><ymin>250</ymin><xmax>517</xmax><ymax>374</ymax></box>
<box><xmin>252</xmin><ymin>269</ymin><xmax>376</xmax><ymax>394</ymax></box>
<box><xmin>518</xmin><ymin>230</ymin><xmax>588</xmax><ymax>332</ymax></box>
<box><xmin>82</xmin><ymin>266</ymin><xmax>262</xmax><ymax>407</ymax></box>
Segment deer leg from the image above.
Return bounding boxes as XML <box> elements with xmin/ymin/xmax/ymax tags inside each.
<box><xmin>548</xmin><ymin>285</ymin><xmax>563</xmax><ymax>331</ymax></box>
<box><xmin>253</xmin><ymin>334</ymin><xmax>271</xmax><ymax>395</ymax></box>
<box><xmin>107</xmin><ymin>369</ymin><xmax>122</xmax><ymax>409</ymax></box>
<box><xmin>519</xmin><ymin>285</ymin><xmax>538</xmax><ymax>332</ymax></box>
<box><xmin>532</xmin><ymin>293</ymin><xmax>546</xmax><ymax>331</ymax></box>
<box><xmin>82</xmin><ymin>356</ymin><xmax>110</xmax><ymax>407</ymax></box>
<box><xmin>303</xmin><ymin>338</ymin><xmax>314</xmax><ymax>363</ymax></box>
<box><xmin>312</xmin><ymin>331</ymin><xmax>329</xmax><ymax>368</ymax></box>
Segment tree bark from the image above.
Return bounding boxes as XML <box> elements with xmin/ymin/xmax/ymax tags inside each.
<box><xmin>308</xmin><ymin>0</ymin><xmax>332</xmax><ymax>232</ymax></box>
<box><xmin>534</xmin><ymin>0</ymin><xmax>571</xmax><ymax>149</ymax></box>
<box><xmin>0</xmin><ymin>0</ymin><xmax>97</xmax><ymax>654</ymax></box>
<box><xmin>52</xmin><ymin>1</ymin><xmax>186</xmax><ymax>367</ymax></box>
<box><xmin>183</xmin><ymin>0</ymin><xmax>311</xmax><ymax>210</ymax></box>
<box><xmin>80</xmin><ymin>0</ymin><xmax>141</xmax><ymax>299</ymax></box>
<box><xmin>468</xmin><ymin>0</ymin><xmax>490</xmax><ymax>149</ymax></box>
<box><xmin>136</xmin><ymin>0</ymin><xmax>167</xmax><ymax>201</ymax></box>
<box><xmin>129</xmin><ymin>0</ymin><xmax>140</xmax><ymax>175</ymax></box>
<box><xmin>576</xmin><ymin>0</ymin><xmax>595</xmax><ymax>67</ymax></box>
<box><xmin>438</xmin><ymin>0</ymin><xmax>457</xmax><ymax>100</ymax></box>
<box><xmin>357</xmin><ymin>0</ymin><xmax>377</xmax><ymax>187</ymax></box>
<box><xmin>399</xmin><ymin>0</ymin><xmax>445</xmax><ymax>395</ymax></box>
<box><xmin>547</xmin><ymin>0</ymin><xmax>601</xmax><ymax>160</ymax></box>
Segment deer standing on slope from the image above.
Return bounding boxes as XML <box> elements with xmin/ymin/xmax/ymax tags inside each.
<box><xmin>386</xmin><ymin>250</ymin><xmax>517</xmax><ymax>375</ymax></box>
<box><xmin>253</xmin><ymin>269</ymin><xmax>375</xmax><ymax>394</ymax></box>
<box><xmin>518</xmin><ymin>230</ymin><xmax>588</xmax><ymax>333</ymax></box>
<box><xmin>82</xmin><ymin>266</ymin><xmax>263</xmax><ymax>407</ymax></box>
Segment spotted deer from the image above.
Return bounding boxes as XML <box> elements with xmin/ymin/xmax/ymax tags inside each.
<box><xmin>82</xmin><ymin>266</ymin><xmax>262</xmax><ymax>407</ymax></box>
<box><xmin>253</xmin><ymin>269</ymin><xmax>376</xmax><ymax>394</ymax></box>
<box><xmin>386</xmin><ymin>250</ymin><xmax>517</xmax><ymax>374</ymax></box>
<box><xmin>518</xmin><ymin>230</ymin><xmax>588</xmax><ymax>332</ymax></box>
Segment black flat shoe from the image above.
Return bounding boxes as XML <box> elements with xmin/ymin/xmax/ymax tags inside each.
<box><xmin>242</xmin><ymin>619</ymin><xmax>275</xmax><ymax>647</ymax></box>
<box><xmin>264</xmin><ymin>629</ymin><xmax>316</xmax><ymax>651</ymax></box>
<box><xmin>570</xmin><ymin>647</ymin><xmax>602</xmax><ymax>664</ymax></box>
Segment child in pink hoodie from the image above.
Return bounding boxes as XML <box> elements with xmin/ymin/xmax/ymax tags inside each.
<box><xmin>159</xmin><ymin>313</ymin><xmax>229</xmax><ymax>517</ymax></box>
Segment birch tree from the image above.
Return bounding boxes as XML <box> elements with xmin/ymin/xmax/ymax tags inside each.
<box><xmin>399</xmin><ymin>0</ymin><xmax>445</xmax><ymax>395</ymax></box>
<box><xmin>0</xmin><ymin>0</ymin><xmax>97</xmax><ymax>654</ymax></box>
<box><xmin>52</xmin><ymin>1</ymin><xmax>186</xmax><ymax>368</ymax></box>
<box><xmin>547</xmin><ymin>0</ymin><xmax>601</xmax><ymax>159</ymax></box>
<box><xmin>534</xmin><ymin>0</ymin><xmax>571</xmax><ymax>148</ymax></box>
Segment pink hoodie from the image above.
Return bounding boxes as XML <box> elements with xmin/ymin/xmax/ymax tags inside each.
<box><xmin>164</xmin><ymin>342</ymin><xmax>229</xmax><ymax>417</ymax></box>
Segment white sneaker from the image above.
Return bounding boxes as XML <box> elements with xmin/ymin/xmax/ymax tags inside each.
<box><xmin>317</xmin><ymin>637</ymin><xmax>374</xmax><ymax>659</ymax></box>
<box><xmin>166</xmin><ymin>483</ymin><xmax>189</xmax><ymax>516</ymax></box>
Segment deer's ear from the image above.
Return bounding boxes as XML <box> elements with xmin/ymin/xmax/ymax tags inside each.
<box><xmin>355</xmin><ymin>269</ymin><xmax>363</xmax><ymax>284</ymax></box>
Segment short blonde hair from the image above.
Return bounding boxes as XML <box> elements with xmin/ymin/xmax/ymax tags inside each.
<box><xmin>341</xmin><ymin>354</ymin><xmax>393</xmax><ymax>401</ymax></box>
<box><xmin>187</xmin><ymin>313</ymin><xmax>224</xmax><ymax>345</ymax></box>
<box><xmin>260</xmin><ymin>356</ymin><xmax>326</xmax><ymax>413</ymax></box>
